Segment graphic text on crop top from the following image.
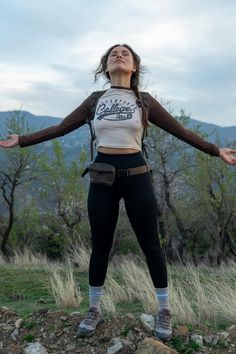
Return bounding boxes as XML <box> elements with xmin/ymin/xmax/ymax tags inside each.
<box><xmin>93</xmin><ymin>88</ymin><xmax>144</xmax><ymax>150</ymax></box>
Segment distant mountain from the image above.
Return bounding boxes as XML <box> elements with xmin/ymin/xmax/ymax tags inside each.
<box><xmin>188</xmin><ymin>118</ymin><xmax>236</xmax><ymax>144</ymax></box>
<box><xmin>0</xmin><ymin>110</ymin><xmax>91</xmax><ymax>162</ymax></box>
<box><xmin>0</xmin><ymin>110</ymin><xmax>235</xmax><ymax>150</ymax></box>
<box><xmin>0</xmin><ymin>110</ymin><xmax>90</xmax><ymax>143</ymax></box>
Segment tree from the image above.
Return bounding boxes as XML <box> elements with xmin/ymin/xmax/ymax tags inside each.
<box><xmin>0</xmin><ymin>111</ymin><xmax>39</xmax><ymax>257</ymax></box>
<box><xmin>147</xmin><ymin>109</ymin><xmax>197</xmax><ymax>263</ymax></box>
<box><xmin>184</xmin><ymin>142</ymin><xmax>236</xmax><ymax>266</ymax></box>
<box><xmin>37</xmin><ymin>139</ymin><xmax>88</xmax><ymax>258</ymax></box>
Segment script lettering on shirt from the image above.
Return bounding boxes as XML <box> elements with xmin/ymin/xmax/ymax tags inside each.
<box><xmin>96</xmin><ymin>101</ymin><xmax>137</xmax><ymax>121</ymax></box>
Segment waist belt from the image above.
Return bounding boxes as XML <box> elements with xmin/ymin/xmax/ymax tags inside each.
<box><xmin>117</xmin><ymin>165</ymin><xmax>150</xmax><ymax>178</ymax></box>
<box><xmin>81</xmin><ymin>164</ymin><xmax>151</xmax><ymax>178</ymax></box>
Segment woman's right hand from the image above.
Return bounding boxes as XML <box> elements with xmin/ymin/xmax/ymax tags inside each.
<box><xmin>0</xmin><ymin>134</ymin><xmax>19</xmax><ymax>148</ymax></box>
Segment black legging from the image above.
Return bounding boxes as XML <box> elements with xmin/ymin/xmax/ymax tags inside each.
<box><xmin>87</xmin><ymin>151</ymin><xmax>167</xmax><ymax>288</ymax></box>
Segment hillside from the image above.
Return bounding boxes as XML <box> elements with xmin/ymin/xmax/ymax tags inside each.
<box><xmin>1</xmin><ymin>110</ymin><xmax>235</xmax><ymax>147</ymax></box>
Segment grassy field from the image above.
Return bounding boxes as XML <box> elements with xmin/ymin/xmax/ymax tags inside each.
<box><xmin>1</xmin><ymin>246</ymin><xmax>236</xmax><ymax>333</ymax></box>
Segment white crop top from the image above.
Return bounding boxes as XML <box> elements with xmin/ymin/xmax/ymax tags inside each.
<box><xmin>93</xmin><ymin>87</ymin><xmax>144</xmax><ymax>151</ymax></box>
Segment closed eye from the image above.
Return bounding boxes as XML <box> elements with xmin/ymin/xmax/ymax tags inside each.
<box><xmin>110</xmin><ymin>50</ymin><xmax>131</xmax><ymax>56</ymax></box>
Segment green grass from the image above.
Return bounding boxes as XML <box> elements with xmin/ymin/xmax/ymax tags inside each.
<box><xmin>116</xmin><ymin>299</ymin><xmax>144</xmax><ymax>316</ymax></box>
<box><xmin>1</xmin><ymin>263</ymin><xmax>234</xmax><ymax>354</ymax></box>
<box><xmin>22</xmin><ymin>333</ymin><xmax>35</xmax><ymax>342</ymax></box>
<box><xmin>0</xmin><ymin>265</ymin><xmax>143</xmax><ymax>318</ymax></box>
<box><xmin>0</xmin><ymin>265</ymin><xmax>88</xmax><ymax>317</ymax></box>
<box><xmin>169</xmin><ymin>336</ymin><xmax>201</xmax><ymax>354</ymax></box>
<box><xmin>1</xmin><ymin>263</ymin><xmax>234</xmax><ymax>331</ymax></box>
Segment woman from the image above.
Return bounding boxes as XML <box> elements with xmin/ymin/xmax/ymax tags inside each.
<box><xmin>0</xmin><ymin>44</ymin><xmax>236</xmax><ymax>342</ymax></box>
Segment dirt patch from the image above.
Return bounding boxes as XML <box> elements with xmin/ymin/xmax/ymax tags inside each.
<box><xmin>1</xmin><ymin>310</ymin><xmax>158</xmax><ymax>353</ymax></box>
<box><xmin>0</xmin><ymin>309</ymin><xmax>235</xmax><ymax>353</ymax></box>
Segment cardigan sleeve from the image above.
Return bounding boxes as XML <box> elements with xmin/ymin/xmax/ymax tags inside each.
<box><xmin>18</xmin><ymin>95</ymin><xmax>92</xmax><ymax>148</ymax></box>
<box><xmin>147</xmin><ymin>93</ymin><xmax>220</xmax><ymax>157</ymax></box>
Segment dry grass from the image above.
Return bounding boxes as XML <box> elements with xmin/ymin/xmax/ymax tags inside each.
<box><xmin>2</xmin><ymin>244</ymin><xmax>236</xmax><ymax>326</ymax></box>
<box><xmin>168</xmin><ymin>263</ymin><xmax>236</xmax><ymax>326</ymax></box>
<box><xmin>118</xmin><ymin>255</ymin><xmax>156</xmax><ymax>313</ymax></box>
<box><xmin>101</xmin><ymin>272</ymin><xmax>130</xmax><ymax>314</ymax></box>
<box><xmin>65</xmin><ymin>244</ymin><xmax>236</xmax><ymax>326</ymax></box>
<box><xmin>68</xmin><ymin>241</ymin><xmax>90</xmax><ymax>272</ymax></box>
<box><xmin>12</xmin><ymin>247</ymin><xmax>49</xmax><ymax>267</ymax></box>
<box><xmin>44</xmin><ymin>262</ymin><xmax>82</xmax><ymax>308</ymax></box>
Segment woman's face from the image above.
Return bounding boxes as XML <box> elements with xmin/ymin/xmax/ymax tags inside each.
<box><xmin>106</xmin><ymin>46</ymin><xmax>136</xmax><ymax>77</ymax></box>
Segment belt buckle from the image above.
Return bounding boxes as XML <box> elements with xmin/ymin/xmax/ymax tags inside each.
<box><xmin>117</xmin><ymin>169</ymin><xmax>129</xmax><ymax>178</ymax></box>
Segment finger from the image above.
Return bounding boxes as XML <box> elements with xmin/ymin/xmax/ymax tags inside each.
<box><xmin>230</xmin><ymin>149</ymin><xmax>236</xmax><ymax>154</ymax></box>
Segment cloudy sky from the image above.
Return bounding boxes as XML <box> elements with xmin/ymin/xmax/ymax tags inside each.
<box><xmin>0</xmin><ymin>0</ymin><xmax>236</xmax><ymax>126</ymax></box>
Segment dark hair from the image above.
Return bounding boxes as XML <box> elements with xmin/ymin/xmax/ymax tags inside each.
<box><xmin>94</xmin><ymin>44</ymin><xmax>149</xmax><ymax>128</ymax></box>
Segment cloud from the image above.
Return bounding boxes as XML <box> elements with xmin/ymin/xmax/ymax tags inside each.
<box><xmin>0</xmin><ymin>0</ymin><xmax>236</xmax><ymax>126</ymax></box>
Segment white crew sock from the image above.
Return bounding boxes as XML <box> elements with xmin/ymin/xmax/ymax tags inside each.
<box><xmin>155</xmin><ymin>287</ymin><xmax>170</xmax><ymax>311</ymax></box>
<box><xmin>89</xmin><ymin>285</ymin><xmax>103</xmax><ymax>313</ymax></box>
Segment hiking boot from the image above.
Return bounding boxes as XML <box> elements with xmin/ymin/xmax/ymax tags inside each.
<box><xmin>154</xmin><ymin>308</ymin><xmax>172</xmax><ymax>341</ymax></box>
<box><xmin>77</xmin><ymin>307</ymin><xmax>103</xmax><ymax>337</ymax></box>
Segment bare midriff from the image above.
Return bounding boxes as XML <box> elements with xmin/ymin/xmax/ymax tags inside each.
<box><xmin>98</xmin><ymin>146</ymin><xmax>140</xmax><ymax>154</ymax></box>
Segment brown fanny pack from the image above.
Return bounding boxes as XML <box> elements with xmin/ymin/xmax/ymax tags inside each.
<box><xmin>81</xmin><ymin>163</ymin><xmax>151</xmax><ymax>186</ymax></box>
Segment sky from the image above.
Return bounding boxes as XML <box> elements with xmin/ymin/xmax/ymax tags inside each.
<box><xmin>0</xmin><ymin>0</ymin><xmax>236</xmax><ymax>126</ymax></box>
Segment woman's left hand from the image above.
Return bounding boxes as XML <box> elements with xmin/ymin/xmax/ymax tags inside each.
<box><xmin>219</xmin><ymin>148</ymin><xmax>236</xmax><ymax>165</ymax></box>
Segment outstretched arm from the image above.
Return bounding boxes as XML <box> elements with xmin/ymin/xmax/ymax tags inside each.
<box><xmin>0</xmin><ymin>95</ymin><xmax>92</xmax><ymax>148</ymax></box>
<box><xmin>148</xmin><ymin>94</ymin><xmax>236</xmax><ymax>164</ymax></box>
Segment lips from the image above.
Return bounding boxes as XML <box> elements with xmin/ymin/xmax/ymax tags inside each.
<box><xmin>114</xmin><ymin>59</ymin><xmax>125</xmax><ymax>63</ymax></box>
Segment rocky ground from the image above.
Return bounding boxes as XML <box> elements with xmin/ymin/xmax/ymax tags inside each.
<box><xmin>0</xmin><ymin>306</ymin><xmax>236</xmax><ymax>354</ymax></box>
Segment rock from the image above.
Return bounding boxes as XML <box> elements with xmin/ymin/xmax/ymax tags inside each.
<box><xmin>218</xmin><ymin>330</ymin><xmax>229</xmax><ymax>339</ymax></box>
<box><xmin>0</xmin><ymin>342</ymin><xmax>3</xmax><ymax>349</ymax></box>
<box><xmin>6</xmin><ymin>317</ymin><xmax>15</xmax><ymax>324</ymax></box>
<box><xmin>15</xmin><ymin>318</ymin><xmax>24</xmax><ymax>329</ymax></box>
<box><xmin>135</xmin><ymin>337</ymin><xmax>179</xmax><ymax>353</ymax></box>
<box><xmin>0</xmin><ymin>344</ymin><xmax>22</xmax><ymax>354</ymax></box>
<box><xmin>190</xmin><ymin>334</ymin><xmax>203</xmax><ymax>347</ymax></box>
<box><xmin>24</xmin><ymin>342</ymin><xmax>49</xmax><ymax>354</ymax></box>
<box><xmin>126</xmin><ymin>313</ymin><xmax>135</xmax><ymax>319</ymax></box>
<box><xmin>1</xmin><ymin>306</ymin><xmax>10</xmax><ymax>313</ymax></box>
<box><xmin>127</xmin><ymin>329</ymin><xmax>136</xmax><ymax>341</ymax></box>
<box><xmin>49</xmin><ymin>332</ymin><xmax>56</xmax><ymax>339</ymax></box>
<box><xmin>120</xmin><ymin>339</ymin><xmax>133</xmax><ymax>346</ymax></box>
<box><xmin>56</xmin><ymin>330</ymin><xmax>64</xmax><ymax>337</ymax></box>
<box><xmin>139</xmin><ymin>314</ymin><xmax>155</xmax><ymax>332</ymax></box>
<box><xmin>3</xmin><ymin>310</ymin><xmax>16</xmax><ymax>316</ymax></box>
<box><xmin>45</xmin><ymin>310</ymin><xmax>66</xmax><ymax>318</ymax></box>
<box><xmin>203</xmin><ymin>335</ymin><xmax>215</xmax><ymax>344</ymax></box>
<box><xmin>107</xmin><ymin>338</ymin><xmax>124</xmax><ymax>354</ymax></box>
<box><xmin>69</xmin><ymin>311</ymin><xmax>80</xmax><ymax>316</ymax></box>
<box><xmin>2</xmin><ymin>324</ymin><xmax>15</xmax><ymax>331</ymax></box>
<box><xmin>103</xmin><ymin>328</ymin><xmax>111</xmax><ymax>341</ymax></box>
<box><xmin>134</xmin><ymin>326</ymin><xmax>143</xmax><ymax>332</ymax></box>
<box><xmin>65</xmin><ymin>343</ymin><xmax>76</xmax><ymax>351</ymax></box>
<box><xmin>60</xmin><ymin>316</ymin><xmax>68</xmax><ymax>322</ymax></box>
<box><xmin>227</xmin><ymin>325</ymin><xmax>236</xmax><ymax>332</ymax></box>
<box><xmin>212</xmin><ymin>335</ymin><xmax>219</xmax><ymax>345</ymax></box>
<box><xmin>11</xmin><ymin>328</ymin><xmax>19</xmax><ymax>341</ymax></box>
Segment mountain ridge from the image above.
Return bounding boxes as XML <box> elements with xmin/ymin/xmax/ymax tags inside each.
<box><xmin>0</xmin><ymin>110</ymin><xmax>235</xmax><ymax>144</ymax></box>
